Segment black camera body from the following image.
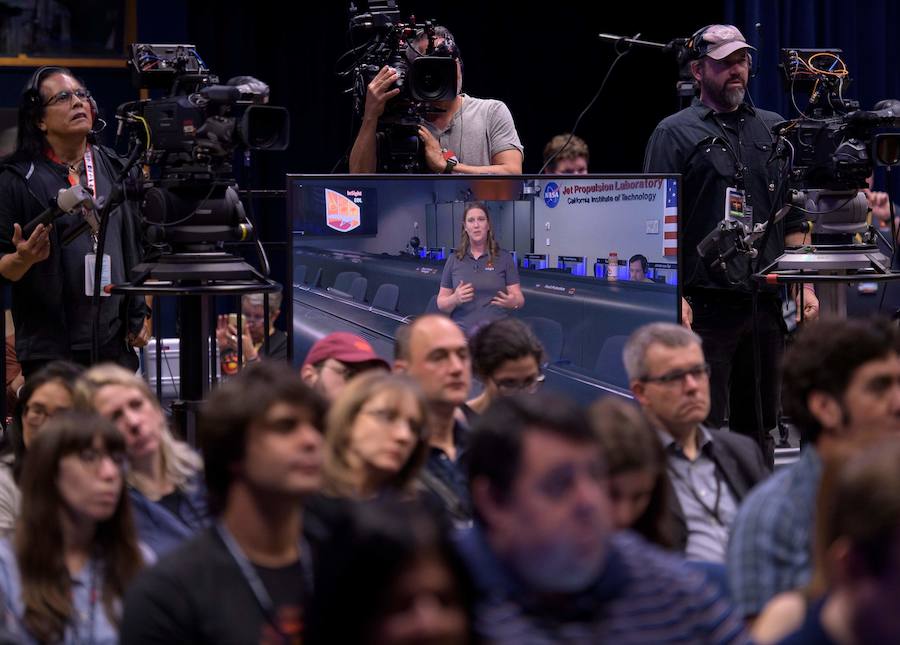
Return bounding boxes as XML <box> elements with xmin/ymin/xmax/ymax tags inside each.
<box><xmin>776</xmin><ymin>48</ymin><xmax>900</xmax><ymax>192</ymax></box>
<box><xmin>117</xmin><ymin>44</ymin><xmax>290</xmax><ymax>250</ymax></box>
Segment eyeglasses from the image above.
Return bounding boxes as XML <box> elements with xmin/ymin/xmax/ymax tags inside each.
<box><xmin>323</xmin><ymin>361</ymin><xmax>371</xmax><ymax>381</ymax></box>
<box><xmin>640</xmin><ymin>363</ymin><xmax>711</xmax><ymax>386</ymax></box>
<box><xmin>23</xmin><ymin>403</ymin><xmax>69</xmax><ymax>424</ymax></box>
<box><xmin>491</xmin><ymin>373</ymin><xmax>546</xmax><ymax>394</ymax></box>
<box><xmin>76</xmin><ymin>447</ymin><xmax>128</xmax><ymax>470</ymax></box>
<box><xmin>360</xmin><ymin>408</ymin><xmax>425</xmax><ymax>436</ymax></box>
<box><xmin>42</xmin><ymin>88</ymin><xmax>91</xmax><ymax>107</ymax></box>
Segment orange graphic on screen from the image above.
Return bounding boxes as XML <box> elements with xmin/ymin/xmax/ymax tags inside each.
<box><xmin>325</xmin><ymin>189</ymin><xmax>361</xmax><ymax>232</ymax></box>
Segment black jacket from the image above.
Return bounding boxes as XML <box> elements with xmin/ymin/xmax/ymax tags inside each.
<box><xmin>0</xmin><ymin>146</ymin><xmax>147</xmax><ymax>361</ymax></box>
<box><xmin>666</xmin><ymin>426</ymin><xmax>770</xmax><ymax>553</ymax></box>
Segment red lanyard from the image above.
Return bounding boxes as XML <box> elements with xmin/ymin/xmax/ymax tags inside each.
<box><xmin>46</xmin><ymin>145</ymin><xmax>95</xmax><ymax>196</ymax></box>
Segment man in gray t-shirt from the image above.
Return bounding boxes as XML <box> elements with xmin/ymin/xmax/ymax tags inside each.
<box><xmin>349</xmin><ymin>26</ymin><xmax>523</xmax><ymax>175</ymax></box>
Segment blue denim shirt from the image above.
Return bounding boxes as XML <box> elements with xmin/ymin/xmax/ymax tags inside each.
<box><xmin>128</xmin><ymin>472</ymin><xmax>210</xmax><ymax>558</ymax></box>
<box><xmin>0</xmin><ymin>537</ymin><xmax>154</xmax><ymax>644</ymax></box>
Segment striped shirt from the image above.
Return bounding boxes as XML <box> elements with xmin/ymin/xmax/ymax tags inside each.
<box><xmin>455</xmin><ymin>526</ymin><xmax>749</xmax><ymax>644</ymax></box>
<box><xmin>726</xmin><ymin>447</ymin><xmax>822</xmax><ymax>618</ymax></box>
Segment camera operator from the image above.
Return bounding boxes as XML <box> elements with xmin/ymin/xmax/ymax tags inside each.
<box><xmin>0</xmin><ymin>67</ymin><xmax>150</xmax><ymax>378</ymax></box>
<box><xmin>349</xmin><ymin>26</ymin><xmax>524</xmax><ymax>175</ymax></box>
<box><xmin>643</xmin><ymin>25</ymin><xmax>818</xmax><ymax>458</ymax></box>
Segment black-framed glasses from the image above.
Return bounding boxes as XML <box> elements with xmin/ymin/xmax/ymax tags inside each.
<box><xmin>43</xmin><ymin>88</ymin><xmax>91</xmax><ymax>107</ymax></box>
<box><xmin>76</xmin><ymin>447</ymin><xmax>128</xmax><ymax>471</ymax></box>
<box><xmin>640</xmin><ymin>363</ymin><xmax>711</xmax><ymax>386</ymax></box>
<box><xmin>492</xmin><ymin>373</ymin><xmax>546</xmax><ymax>394</ymax></box>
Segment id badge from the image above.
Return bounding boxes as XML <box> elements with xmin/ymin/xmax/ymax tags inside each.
<box><xmin>724</xmin><ymin>187</ymin><xmax>749</xmax><ymax>224</ymax></box>
<box><xmin>84</xmin><ymin>253</ymin><xmax>112</xmax><ymax>297</ymax></box>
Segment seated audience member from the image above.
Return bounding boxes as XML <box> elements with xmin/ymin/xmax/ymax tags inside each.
<box><xmin>457</xmin><ymin>393</ymin><xmax>749</xmax><ymax>643</ymax></box>
<box><xmin>542</xmin><ymin>133</ymin><xmax>589</xmax><ymax>174</ymax></box>
<box><xmin>0</xmin><ymin>361</ymin><xmax>81</xmax><ymax>534</ymax></box>
<box><xmin>462</xmin><ymin>317</ymin><xmax>545</xmax><ymax>424</ymax></box>
<box><xmin>727</xmin><ymin>317</ymin><xmax>900</xmax><ymax>622</ymax></box>
<box><xmin>75</xmin><ymin>364</ymin><xmax>209</xmax><ymax>557</ymax></box>
<box><xmin>395</xmin><ymin>315</ymin><xmax>473</xmax><ymax>524</ymax></box>
<box><xmin>122</xmin><ymin>361</ymin><xmax>327</xmax><ymax>644</ymax></box>
<box><xmin>751</xmin><ymin>435</ymin><xmax>900</xmax><ymax>644</ymax></box>
<box><xmin>589</xmin><ymin>396</ymin><xmax>674</xmax><ymax>547</ymax></box>
<box><xmin>216</xmin><ymin>290</ymin><xmax>288</xmax><ymax>373</ymax></box>
<box><xmin>321</xmin><ymin>372</ymin><xmax>429</xmax><ymax>500</ymax></box>
<box><xmin>0</xmin><ymin>411</ymin><xmax>146</xmax><ymax>644</ymax></box>
<box><xmin>309</xmin><ymin>500</ymin><xmax>474</xmax><ymax>645</ymax></box>
<box><xmin>760</xmin><ymin>438</ymin><xmax>900</xmax><ymax>645</ymax></box>
<box><xmin>300</xmin><ymin>332</ymin><xmax>390</xmax><ymax>402</ymax></box>
<box><xmin>629</xmin><ymin>254</ymin><xmax>654</xmax><ymax>282</ymax></box>
<box><xmin>625</xmin><ymin>323</ymin><xmax>769</xmax><ymax>563</ymax></box>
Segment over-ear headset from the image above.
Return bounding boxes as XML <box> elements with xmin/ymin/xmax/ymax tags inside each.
<box><xmin>686</xmin><ymin>25</ymin><xmax>711</xmax><ymax>61</ymax></box>
<box><xmin>22</xmin><ymin>65</ymin><xmax>101</xmax><ymax>133</ymax></box>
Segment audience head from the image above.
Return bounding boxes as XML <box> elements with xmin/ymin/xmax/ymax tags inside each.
<box><xmin>241</xmin><ymin>290</ymin><xmax>283</xmax><ymax>344</ymax></box>
<box><xmin>782</xmin><ymin>317</ymin><xmax>900</xmax><ymax>445</ymax></box>
<box><xmin>323</xmin><ymin>372</ymin><xmax>430</xmax><ymax>498</ymax></box>
<box><xmin>542</xmin><ymin>133</ymin><xmax>589</xmax><ymax>174</ymax></box>
<box><xmin>17</xmin><ymin>410</ymin><xmax>142</xmax><ymax>642</ymax></box>
<box><xmin>310</xmin><ymin>500</ymin><xmax>473</xmax><ymax>645</ymax></box>
<box><xmin>588</xmin><ymin>397</ymin><xmax>673</xmax><ymax>547</ymax></box>
<box><xmin>5</xmin><ymin>361</ymin><xmax>82</xmax><ymax>481</ymax></box>
<box><xmin>395</xmin><ymin>315</ymin><xmax>472</xmax><ymax>412</ymax></box>
<box><xmin>75</xmin><ymin>363</ymin><xmax>201</xmax><ymax>488</ymax></box>
<box><xmin>470</xmin><ymin>318</ymin><xmax>545</xmax><ymax>400</ymax></box>
<box><xmin>200</xmin><ymin>361</ymin><xmax>327</xmax><ymax>514</ymax></box>
<box><xmin>301</xmin><ymin>332</ymin><xmax>390</xmax><ymax>402</ymax></box>
<box><xmin>628</xmin><ymin>254</ymin><xmax>649</xmax><ymax>282</ymax></box>
<box><xmin>468</xmin><ymin>393</ymin><xmax>610</xmax><ymax>593</ymax></box>
<box><xmin>625</xmin><ymin>323</ymin><xmax>710</xmax><ymax>436</ymax></box>
<box><xmin>813</xmin><ymin>437</ymin><xmax>900</xmax><ymax>643</ymax></box>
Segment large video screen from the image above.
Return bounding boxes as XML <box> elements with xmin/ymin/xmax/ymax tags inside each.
<box><xmin>286</xmin><ymin>174</ymin><xmax>680</xmax><ymax>391</ymax></box>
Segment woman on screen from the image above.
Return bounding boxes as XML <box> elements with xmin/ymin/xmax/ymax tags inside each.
<box><xmin>436</xmin><ymin>202</ymin><xmax>524</xmax><ymax>334</ymax></box>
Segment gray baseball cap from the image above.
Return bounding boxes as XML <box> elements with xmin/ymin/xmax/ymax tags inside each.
<box><xmin>696</xmin><ymin>24</ymin><xmax>756</xmax><ymax>60</ymax></box>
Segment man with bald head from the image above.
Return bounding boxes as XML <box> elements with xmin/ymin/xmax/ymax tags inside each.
<box><xmin>395</xmin><ymin>314</ymin><xmax>472</xmax><ymax>523</ymax></box>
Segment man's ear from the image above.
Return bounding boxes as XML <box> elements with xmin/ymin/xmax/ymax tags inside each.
<box><xmin>631</xmin><ymin>380</ymin><xmax>649</xmax><ymax>407</ymax></box>
<box><xmin>807</xmin><ymin>390</ymin><xmax>843</xmax><ymax>435</ymax></box>
<box><xmin>471</xmin><ymin>476</ymin><xmax>510</xmax><ymax>532</ymax></box>
<box><xmin>690</xmin><ymin>59</ymin><xmax>703</xmax><ymax>83</ymax></box>
<box><xmin>300</xmin><ymin>364</ymin><xmax>318</xmax><ymax>386</ymax></box>
<box><xmin>393</xmin><ymin>359</ymin><xmax>408</xmax><ymax>374</ymax></box>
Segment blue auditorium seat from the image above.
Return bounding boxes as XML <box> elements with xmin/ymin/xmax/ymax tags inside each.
<box><xmin>372</xmin><ymin>283</ymin><xmax>400</xmax><ymax>312</ymax></box>
<box><xmin>349</xmin><ymin>276</ymin><xmax>368</xmax><ymax>303</ymax></box>
<box><xmin>593</xmin><ymin>335</ymin><xmax>629</xmax><ymax>388</ymax></box>
<box><xmin>521</xmin><ymin>316</ymin><xmax>564</xmax><ymax>363</ymax></box>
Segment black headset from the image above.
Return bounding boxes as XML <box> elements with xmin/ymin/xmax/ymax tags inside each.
<box><xmin>687</xmin><ymin>25</ymin><xmax>712</xmax><ymax>61</ymax></box>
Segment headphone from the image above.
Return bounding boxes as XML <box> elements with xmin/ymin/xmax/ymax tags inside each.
<box><xmin>686</xmin><ymin>25</ymin><xmax>712</xmax><ymax>61</ymax></box>
<box><xmin>22</xmin><ymin>65</ymin><xmax>103</xmax><ymax>134</ymax></box>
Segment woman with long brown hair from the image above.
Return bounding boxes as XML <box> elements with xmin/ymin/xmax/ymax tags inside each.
<box><xmin>0</xmin><ymin>410</ymin><xmax>147</xmax><ymax>643</ymax></box>
<box><xmin>322</xmin><ymin>372</ymin><xmax>430</xmax><ymax>500</ymax></box>
<box><xmin>436</xmin><ymin>201</ymin><xmax>524</xmax><ymax>333</ymax></box>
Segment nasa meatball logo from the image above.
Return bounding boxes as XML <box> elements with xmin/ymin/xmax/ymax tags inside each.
<box><xmin>544</xmin><ymin>182</ymin><xmax>560</xmax><ymax>208</ymax></box>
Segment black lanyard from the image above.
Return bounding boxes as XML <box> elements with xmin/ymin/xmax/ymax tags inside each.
<box><xmin>215</xmin><ymin>522</ymin><xmax>313</xmax><ymax>641</ymax></box>
<box><xmin>668</xmin><ymin>459</ymin><xmax>725</xmax><ymax>527</ymax></box>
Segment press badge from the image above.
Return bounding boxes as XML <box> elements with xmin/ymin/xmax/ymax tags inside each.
<box><xmin>84</xmin><ymin>254</ymin><xmax>112</xmax><ymax>297</ymax></box>
<box><xmin>724</xmin><ymin>187</ymin><xmax>750</xmax><ymax>224</ymax></box>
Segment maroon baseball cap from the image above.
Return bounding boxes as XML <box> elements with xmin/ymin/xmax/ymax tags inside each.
<box><xmin>696</xmin><ymin>24</ymin><xmax>755</xmax><ymax>60</ymax></box>
<box><xmin>302</xmin><ymin>332</ymin><xmax>390</xmax><ymax>370</ymax></box>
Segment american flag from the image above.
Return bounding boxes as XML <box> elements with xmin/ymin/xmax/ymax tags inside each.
<box><xmin>663</xmin><ymin>178</ymin><xmax>678</xmax><ymax>257</ymax></box>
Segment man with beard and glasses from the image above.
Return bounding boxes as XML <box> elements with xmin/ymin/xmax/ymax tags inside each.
<box><xmin>643</xmin><ymin>25</ymin><xmax>816</xmax><ymax>463</ymax></box>
<box><xmin>455</xmin><ymin>392</ymin><xmax>749</xmax><ymax>644</ymax></box>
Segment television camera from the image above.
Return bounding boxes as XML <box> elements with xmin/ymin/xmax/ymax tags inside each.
<box><xmin>340</xmin><ymin>1</ymin><xmax>459</xmax><ymax>172</ymax></box>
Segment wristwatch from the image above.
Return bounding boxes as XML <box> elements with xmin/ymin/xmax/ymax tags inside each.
<box><xmin>442</xmin><ymin>157</ymin><xmax>458</xmax><ymax>174</ymax></box>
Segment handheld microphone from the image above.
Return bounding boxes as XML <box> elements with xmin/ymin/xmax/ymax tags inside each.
<box><xmin>22</xmin><ymin>184</ymin><xmax>101</xmax><ymax>238</ymax></box>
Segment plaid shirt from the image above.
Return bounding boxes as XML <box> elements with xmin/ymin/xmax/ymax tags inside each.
<box><xmin>726</xmin><ymin>447</ymin><xmax>822</xmax><ymax>618</ymax></box>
